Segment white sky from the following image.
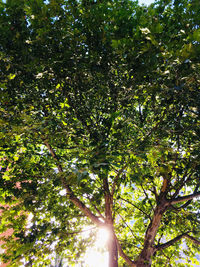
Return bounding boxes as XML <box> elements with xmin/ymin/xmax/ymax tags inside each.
<box><xmin>139</xmin><ymin>0</ymin><xmax>155</xmax><ymax>5</ymax></box>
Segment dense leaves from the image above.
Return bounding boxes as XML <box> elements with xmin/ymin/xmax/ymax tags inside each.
<box><xmin>0</xmin><ymin>0</ymin><xmax>200</xmax><ymax>266</ymax></box>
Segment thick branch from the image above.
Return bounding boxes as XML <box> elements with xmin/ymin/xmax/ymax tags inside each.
<box><xmin>69</xmin><ymin>194</ymin><xmax>104</xmax><ymax>226</ymax></box>
<box><xmin>155</xmin><ymin>233</ymin><xmax>187</xmax><ymax>251</ymax></box>
<box><xmin>103</xmin><ymin>177</ymin><xmax>113</xmax><ymax>222</ymax></box>
<box><xmin>185</xmin><ymin>234</ymin><xmax>200</xmax><ymax>245</ymax></box>
<box><xmin>150</xmin><ymin>186</ymin><xmax>158</xmax><ymax>202</ymax></box>
<box><xmin>170</xmin><ymin>192</ymin><xmax>200</xmax><ymax>205</ymax></box>
<box><xmin>155</xmin><ymin>233</ymin><xmax>200</xmax><ymax>251</ymax></box>
<box><xmin>136</xmin><ymin>198</ymin><xmax>169</xmax><ymax>266</ymax></box>
<box><xmin>170</xmin><ymin>184</ymin><xmax>200</xmax><ymax>210</ymax></box>
<box><xmin>176</xmin><ymin>199</ymin><xmax>192</xmax><ymax>209</ymax></box>
<box><xmin>43</xmin><ymin>140</ymin><xmax>104</xmax><ymax>227</ymax></box>
<box><xmin>161</xmin><ymin>178</ymin><xmax>169</xmax><ymax>194</ymax></box>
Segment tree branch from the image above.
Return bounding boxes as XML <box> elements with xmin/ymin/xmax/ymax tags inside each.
<box><xmin>161</xmin><ymin>178</ymin><xmax>170</xmax><ymax>194</ymax></box>
<box><xmin>170</xmin><ymin>192</ymin><xmax>200</xmax><ymax>205</ymax></box>
<box><xmin>150</xmin><ymin>185</ymin><xmax>158</xmax><ymax>202</ymax></box>
<box><xmin>155</xmin><ymin>233</ymin><xmax>200</xmax><ymax>251</ymax></box>
<box><xmin>117</xmin><ymin>213</ymin><xmax>136</xmax><ymax>240</ymax></box>
<box><xmin>170</xmin><ymin>183</ymin><xmax>200</xmax><ymax>210</ymax></box>
<box><xmin>185</xmin><ymin>234</ymin><xmax>200</xmax><ymax>245</ymax></box>
<box><xmin>60</xmin><ymin>226</ymin><xmax>97</xmax><ymax>236</ymax></box>
<box><xmin>93</xmin><ymin>205</ymin><xmax>105</xmax><ymax>221</ymax></box>
<box><xmin>43</xmin><ymin>140</ymin><xmax>104</xmax><ymax>227</ymax></box>
<box><xmin>141</xmin><ymin>185</ymin><xmax>154</xmax><ymax>210</ymax></box>
<box><xmin>120</xmin><ymin>197</ymin><xmax>151</xmax><ymax>220</ymax></box>
<box><xmin>111</xmin><ymin>166</ymin><xmax>126</xmax><ymax>197</ymax></box>
<box><xmin>114</xmin><ymin>234</ymin><xmax>136</xmax><ymax>267</ymax></box>
<box><xmin>155</xmin><ymin>233</ymin><xmax>187</xmax><ymax>251</ymax></box>
<box><xmin>103</xmin><ymin>176</ymin><xmax>113</xmax><ymax>222</ymax></box>
<box><xmin>82</xmin><ymin>195</ymin><xmax>105</xmax><ymax>221</ymax></box>
<box><xmin>172</xmin><ymin>173</ymin><xmax>192</xmax><ymax>198</ymax></box>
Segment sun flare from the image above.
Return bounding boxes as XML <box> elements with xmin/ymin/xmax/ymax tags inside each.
<box><xmin>81</xmin><ymin>228</ymin><xmax>110</xmax><ymax>267</ymax></box>
<box><xmin>97</xmin><ymin>227</ymin><xmax>110</xmax><ymax>246</ymax></box>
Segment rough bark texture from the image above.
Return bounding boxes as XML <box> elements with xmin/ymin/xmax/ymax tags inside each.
<box><xmin>135</xmin><ymin>196</ymin><xmax>169</xmax><ymax>267</ymax></box>
<box><xmin>103</xmin><ymin>176</ymin><xmax>119</xmax><ymax>267</ymax></box>
<box><xmin>108</xmin><ymin>226</ymin><xmax>119</xmax><ymax>267</ymax></box>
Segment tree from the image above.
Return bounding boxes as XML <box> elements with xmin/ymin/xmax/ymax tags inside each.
<box><xmin>0</xmin><ymin>0</ymin><xmax>200</xmax><ymax>266</ymax></box>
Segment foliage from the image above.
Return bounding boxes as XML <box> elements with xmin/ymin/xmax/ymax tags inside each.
<box><xmin>0</xmin><ymin>0</ymin><xmax>200</xmax><ymax>266</ymax></box>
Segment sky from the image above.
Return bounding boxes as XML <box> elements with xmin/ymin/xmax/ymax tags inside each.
<box><xmin>139</xmin><ymin>0</ymin><xmax>155</xmax><ymax>5</ymax></box>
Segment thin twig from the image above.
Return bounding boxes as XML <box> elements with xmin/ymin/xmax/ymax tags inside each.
<box><xmin>114</xmin><ymin>234</ymin><xmax>136</xmax><ymax>267</ymax></box>
<box><xmin>111</xmin><ymin>166</ymin><xmax>126</xmax><ymax>197</ymax></box>
<box><xmin>43</xmin><ymin>139</ymin><xmax>104</xmax><ymax>227</ymax></box>
<box><xmin>120</xmin><ymin>197</ymin><xmax>151</xmax><ymax>220</ymax></box>
<box><xmin>83</xmin><ymin>195</ymin><xmax>105</xmax><ymax>221</ymax></box>
<box><xmin>172</xmin><ymin>173</ymin><xmax>192</xmax><ymax>198</ymax></box>
<box><xmin>61</xmin><ymin>226</ymin><xmax>97</xmax><ymax>236</ymax></box>
<box><xmin>141</xmin><ymin>185</ymin><xmax>154</xmax><ymax>210</ymax></box>
<box><xmin>117</xmin><ymin>213</ymin><xmax>136</xmax><ymax>240</ymax></box>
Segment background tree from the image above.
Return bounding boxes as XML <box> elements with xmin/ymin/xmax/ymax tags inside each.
<box><xmin>0</xmin><ymin>0</ymin><xmax>200</xmax><ymax>266</ymax></box>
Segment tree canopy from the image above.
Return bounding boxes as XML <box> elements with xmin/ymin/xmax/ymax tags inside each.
<box><xmin>0</xmin><ymin>0</ymin><xmax>200</xmax><ymax>266</ymax></box>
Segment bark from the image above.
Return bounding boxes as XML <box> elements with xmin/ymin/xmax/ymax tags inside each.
<box><xmin>155</xmin><ymin>233</ymin><xmax>187</xmax><ymax>251</ymax></box>
<box><xmin>155</xmin><ymin>233</ymin><xmax>200</xmax><ymax>251</ymax></box>
<box><xmin>103</xmin><ymin>175</ymin><xmax>119</xmax><ymax>267</ymax></box>
<box><xmin>184</xmin><ymin>234</ymin><xmax>200</xmax><ymax>246</ymax></box>
<box><xmin>135</xmin><ymin>197</ymin><xmax>169</xmax><ymax>267</ymax></box>
<box><xmin>170</xmin><ymin>191</ymin><xmax>200</xmax><ymax>204</ymax></box>
<box><xmin>134</xmin><ymin>181</ymin><xmax>200</xmax><ymax>266</ymax></box>
<box><xmin>107</xmin><ymin>225</ymin><xmax>119</xmax><ymax>267</ymax></box>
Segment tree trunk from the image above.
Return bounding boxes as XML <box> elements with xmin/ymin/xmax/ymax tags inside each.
<box><xmin>103</xmin><ymin>175</ymin><xmax>118</xmax><ymax>267</ymax></box>
<box><xmin>135</xmin><ymin>247</ymin><xmax>154</xmax><ymax>267</ymax></box>
<box><xmin>135</xmin><ymin>198</ymin><xmax>169</xmax><ymax>267</ymax></box>
<box><xmin>107</xmin><ymin>227</ymin><xmax>118</xmax><ymax>267</ymax></box>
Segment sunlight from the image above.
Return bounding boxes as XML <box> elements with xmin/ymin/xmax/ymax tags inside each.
<box><xmin>96</xmin><ymin>227</ymin><xmax>110</xmax><ymax>246</ymax></box>
<box><xmin>81</xmin><ymin>227</ymin><xmax>110</xmax><ymax>267</ymax></box>
<box><xmin>83</xmin><ymin>250</ymin><xmax>108</xmax><ymax>267</ymax></box>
